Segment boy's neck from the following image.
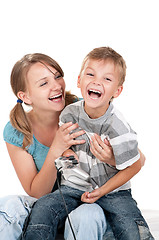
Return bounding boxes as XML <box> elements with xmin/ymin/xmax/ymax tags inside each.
<box><xmin>84</xmin><ymin>102</ymin><xmax>110</xmax><ymax>119</ymax></box>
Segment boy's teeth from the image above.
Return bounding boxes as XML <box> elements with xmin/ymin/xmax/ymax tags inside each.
<box><xmin>89</xmin><ymin>90</ymin><xmax>101</xmax><ymax>94</ymax></box>
<box><xmin>88</xmin><ymin>89</ymin><xmax>101</xmax><ymax>97</ymax></box>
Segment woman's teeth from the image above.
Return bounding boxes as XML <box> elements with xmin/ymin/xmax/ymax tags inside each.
<box><xmin>49</xmin><ymin>93</ymin><xmax>62</xmax><ymax>100</ymax></box>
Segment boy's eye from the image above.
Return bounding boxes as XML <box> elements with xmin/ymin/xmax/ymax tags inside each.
<box><xmin>105</xmin><ymin>77</ymin><xmax>111</xmax><ymax>81</ymax></box>
<box><xmin>87</xmin><ymin>73</ymin><xmax>94</xmax><ymax>77</ymax></box>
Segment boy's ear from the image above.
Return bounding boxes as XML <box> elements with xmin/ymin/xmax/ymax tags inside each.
<box><xmin>77</xmin><ymin>75</ymin><xmax>81</xmax><ymax>88</ymax></box>
<box><xmin>17</xmin><ymin>91</ymin><xmax>32</xmax><ymax>105</ymax></box>
<box><xmin>113</xmin><ymin>85</ymin><xmax>123</xmax><ymax>99</ymax></box>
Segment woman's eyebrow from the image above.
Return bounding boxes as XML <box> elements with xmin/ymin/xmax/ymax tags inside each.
<box><xmin>39</xmin><ymin>61</ymin><xmax>57</xmax><ymax>76</ymax></box>
<box><xmin>36</xmin><ymin>77</ymin><xmax>47</xmax><ymax>83</ymax></box>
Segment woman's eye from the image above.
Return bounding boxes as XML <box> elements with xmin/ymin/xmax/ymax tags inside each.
<box><xmin>55</xmin><ymin>74</ymin><xmax>62</xmax><ymax>80</ymax></box>
<box><xmin>40</xmin><ymin>82</ymin><xmax>47</xmax><ymax>87</ymax></box>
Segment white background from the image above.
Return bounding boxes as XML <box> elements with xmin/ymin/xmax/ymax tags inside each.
<box><xmin>0</xmin><ymin>0</ymin><xmax>159</xmax><ymax>211</ymax></box>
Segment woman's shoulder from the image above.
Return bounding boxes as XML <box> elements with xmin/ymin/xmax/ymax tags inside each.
<box><xmin>3</xmin><ymin>121</ymin><xmax>23</xmax><ymax>147</ymax></box>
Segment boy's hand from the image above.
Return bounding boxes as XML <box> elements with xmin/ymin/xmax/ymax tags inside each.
<box><xmin>62</xmin><ymin>149</ymin><xmax>79</xmax><ymax>162</ymax></box>
<box><xmin>90</xmin><ymin>134</ymin><xmax>115</xmax><ymax>166</ymax></box>
<box><xmin>81</xmin><ymin>188</ymin><xmax>102</xmax><ymax>203</ymax></box>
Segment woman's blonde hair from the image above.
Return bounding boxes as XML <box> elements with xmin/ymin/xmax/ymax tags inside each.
<box><xmin>10</xmin><ymin>53</ymin><xmax>77</xmax><ymax>150</ymax></box>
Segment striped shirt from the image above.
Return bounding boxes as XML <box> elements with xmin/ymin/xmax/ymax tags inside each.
<box><xmin>59</xmin><ymin>100</ymin><xmax>140</xmax><ymax>193</ymax></box>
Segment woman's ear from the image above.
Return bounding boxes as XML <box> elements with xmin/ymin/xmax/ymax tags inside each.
<box><xmin>17</xmin><ymin>91</ymin><xmax>32</xmax><ymax>105</ymax></box>
<box><xmin>113</xmin><ymin>85</ymin><xmax>123</xmax><ymax>99</ymax></box>
<box><xmin>77</xmin><ymin>75</ymin><xmax>81</xmax><ymax>88</ymax></box>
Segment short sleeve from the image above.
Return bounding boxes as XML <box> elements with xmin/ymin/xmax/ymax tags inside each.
<box><xmin>109</xmin><ymin>132</ymin><xmax>140</xmax><ymax>170</ymax></box>
<box><xmin>106</xmin><ymin>108</ymin><xmax>140</xmax><ymax>170</ymax></box>
<box><xmin>3</xmin><ymin>122</ymin><xmax>24</xmax><ymax>148</ymax></box>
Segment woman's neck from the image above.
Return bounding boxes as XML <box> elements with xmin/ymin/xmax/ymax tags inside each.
<box><xmin>27</xmin><ymin>110</ymin><xmax>60</xmax><ymax>147</ymax></box>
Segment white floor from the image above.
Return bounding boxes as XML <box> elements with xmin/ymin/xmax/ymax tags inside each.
<box><xmin>142</xmin><ymin>210</ymin><xmax>159</xmax><ymax>239</ymax></box>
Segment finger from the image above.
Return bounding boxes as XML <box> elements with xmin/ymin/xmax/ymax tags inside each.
<box><xmin>61</xmin><ymin>122</ymin><xmax>79</xmax><ymax>134</ymax></box>
<box><xmin>104</xmin><ymin>138</ymin><xmax>111</xmax><ymax>147</ymax></box>
<box><xmin>94</xmin><ymin>134</ymin><xmax>108</xmax><ymax>150</ymax></box>
<box><xmin>82</xmin><ymin>198</ymin><xmax>95</xmax><ymax>204</ymax></box>
<box><xmin>90</xmin><ymin>141</ymin><xmax>103</xmax><ymax>159</ymax></box>
<box><xmin>91</xmin><ymin>135</ymin><xmax>103</xmax><ymax>153</ymax></box>
<box><xmin>87</xmin><ymin>190</ymin><xmax>99</xmax><ymax>198</ymax></box>
<box><xmin>70</xmin><ymin>129</ymin><xmax>85</xmax><ymax>139</ymax></box>
<box><xmin>71</xmin><ymin>138</ymin><xmax>86</xmax><ymax>145</ymax></box>
<box><xmin>81</xmin><ymin>192</ymin><xmax>88</xmax><ymax>201</ymax></box>
<box><xmin>90</xmin><ymin>141</ymin><xmax>99</xmax><ymax>155</ymax></box>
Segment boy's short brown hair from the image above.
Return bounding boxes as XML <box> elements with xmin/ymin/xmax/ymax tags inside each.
<box><xmin>80</xmin><ymin>47</ymin><xmax>126</xmax><ymax>85</ymax></box>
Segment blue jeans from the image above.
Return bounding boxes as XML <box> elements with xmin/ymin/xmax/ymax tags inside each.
<box><xmin>0</xmin><ymin>195</ymin><xmax>107</xmax><ymax>240</ymax></box>
<box><xmin>20</xmin><ymin>186</ymin><xmax>154</xmax><ymax>240</ymax></box>
<box><xmin>0</xmin><ymin>195</ymin><xmax>37</xmax><ymax>240</ymax></box>
<box><xmin>64</xmin><ymin>203</ymin><xmax>115</xmax><ymax>240</ymax></box>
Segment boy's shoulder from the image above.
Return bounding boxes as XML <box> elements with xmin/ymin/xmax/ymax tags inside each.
<box><xmin>107</xmin><ymin>103</ymin><xmax>136</xmax><ymax>135</ymax></box>
<box><xmin>63</xmin><ymin>99</ymin><xmax>84</xmax><ymax>113</ymax></box>
<box><xmin>60</xmin><ymin>100</ymin><xmax>84</xmax><ymax>124</ymax></box>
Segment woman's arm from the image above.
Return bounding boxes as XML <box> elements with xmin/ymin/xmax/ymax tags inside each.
<box><xmin>6</xmin><ymin>142</ymin><xmax>56</xmax><ymax>199</ymax></box>
<box><xmin>6</xmin><ymin>122</ymin><xmax>85</xmax><ymax>199</ymax></box>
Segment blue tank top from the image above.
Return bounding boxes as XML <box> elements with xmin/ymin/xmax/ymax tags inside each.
<box><xmin>3</xmin><ymin>122</ymin><xmax>50</xmax><ymax>172</ymax></box>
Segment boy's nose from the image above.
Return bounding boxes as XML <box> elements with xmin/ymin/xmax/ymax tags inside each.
<box><xmin>92</xmin><ymin>79</ymin><xmax>101</xmax><ymax>86</ymax></box>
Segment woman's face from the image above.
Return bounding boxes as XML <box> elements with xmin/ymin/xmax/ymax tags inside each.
<box><xmin>23</xmin><ymin>62</ymin><xmax>66</xmax><ymax>113</ymax></box>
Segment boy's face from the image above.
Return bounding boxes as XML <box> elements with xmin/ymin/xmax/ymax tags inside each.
<box><xmin>78</xmin><ymin>59</ymin><xmax>123</xmax><ymax>118</ymax></box>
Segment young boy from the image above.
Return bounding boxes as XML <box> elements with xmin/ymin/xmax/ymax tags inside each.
<box><xmin>60</xmin><ymin>47</ymin><xmax>154</xmax><ymax>239</ymax></box>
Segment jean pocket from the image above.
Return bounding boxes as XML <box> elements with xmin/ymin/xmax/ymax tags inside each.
<box><xmin>137</xmin><ymin>221</ymin><xmax>154</xmax><ymax>240</ymax></box>
<box><xmin>0</xmin><ymin>210</ymin><xmax>15</xmax><ymax>232</ymax></box>
<box><xmin>23</xmin><ymin>224</ymin><xmax>52</xmax><ymax>240</ymax></box>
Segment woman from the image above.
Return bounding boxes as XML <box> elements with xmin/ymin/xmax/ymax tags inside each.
<box><xmin>1</xmin><ymin>53</ymin><xmax>117</xmax><ymax>240</ymax></box>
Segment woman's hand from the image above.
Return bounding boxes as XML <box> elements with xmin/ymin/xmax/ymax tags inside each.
<box><xmin>51</xmin><ymin>122</ymin><xmax>85</xmax><ymax>158</ymax></box>
<box><xmin>90</xmin><ymin>134</ymin><xmax>115</xmax><ymax>166</ymax></box>
<box><xmin>138</xmin><ymin>149</ymin><xmax>146</xmax><ymax>167</ymax></box>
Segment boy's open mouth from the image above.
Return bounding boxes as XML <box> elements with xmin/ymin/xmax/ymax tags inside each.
<box><xmin>88</xmin><ymin>89</ymin><xmax>102</xmax><ymax>99</ymax></box>
<box><xmin>48</xmin><ymin>93</ymin><xmax>62</xmax><ymax>101</ymax></box>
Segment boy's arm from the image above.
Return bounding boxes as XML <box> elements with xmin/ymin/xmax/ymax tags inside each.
<box><xmin>81</xmin><ymin>158</ymin><xmax>141</xmax><ymax>203</ymax></box>
<box><xmin>90</xmin><ymin>134</ymin><xmax>146</xmax><ymax>168</ymax></box>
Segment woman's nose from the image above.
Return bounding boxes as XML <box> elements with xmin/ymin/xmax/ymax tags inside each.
<box><xmin>50</xmin><ymin>79</ymin><xmax>61</xmax><ymax>90</ymax></box>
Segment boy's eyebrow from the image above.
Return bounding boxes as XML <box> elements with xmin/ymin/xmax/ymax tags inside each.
<box><xmin>85</xmin><ymin>67</ymin><xmax>93</xmax><ymax>70</ymax></box>
<box><xmin>85</xmin><ymin>67</ymin><xmax>115</xmax><ymax>77</ymax></box>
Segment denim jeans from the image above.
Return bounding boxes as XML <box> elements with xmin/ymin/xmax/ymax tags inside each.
<box><xmin>0</xmin><ymin>195</ymin><xmax>37</xmax><ymax>240</ymax></box>
<box><xmin>20</xmin><ymin>186</ymin><xmax>154</xmax><ymax>240</ymax></box>
<box><xmin>64</xmin><ymin>203</ymin><xmax>115</xmax><ymax>240</ymax></box>
<box><xmin>0</xmin><ymin>194</ymin><xmax>108</xmax><ymax>240</ymax></box>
